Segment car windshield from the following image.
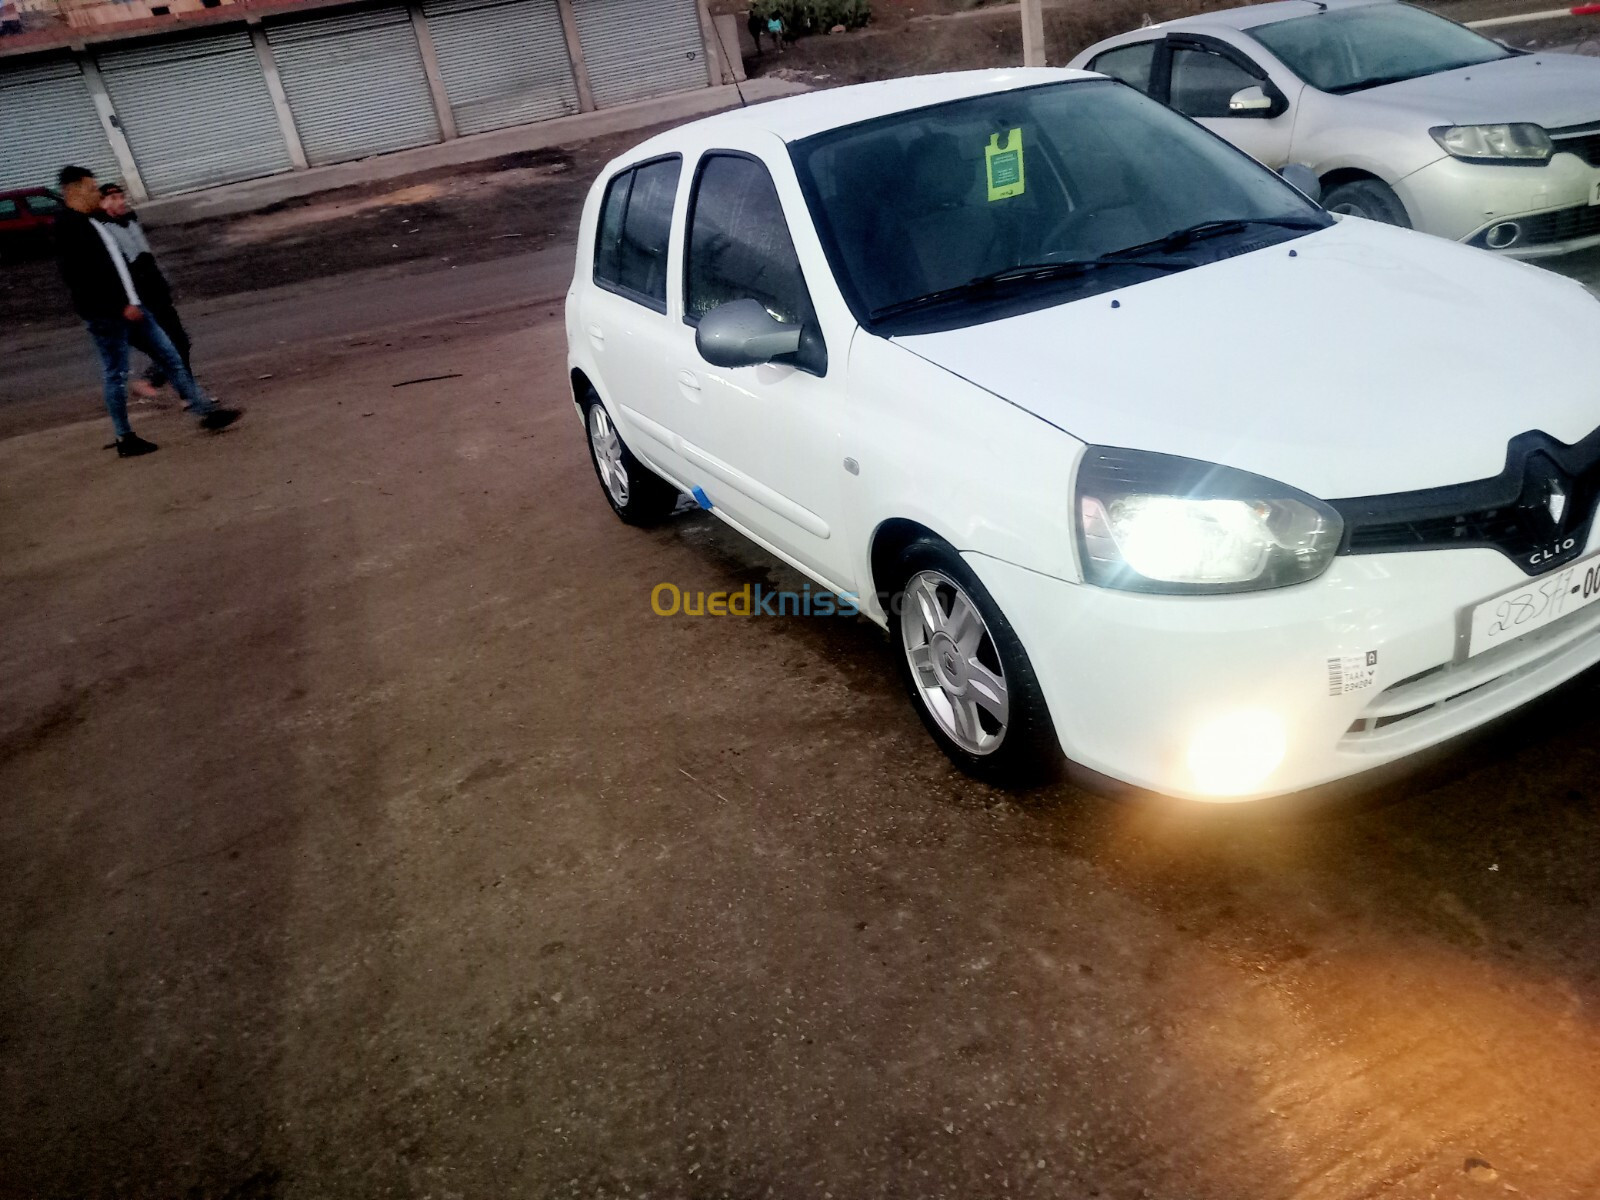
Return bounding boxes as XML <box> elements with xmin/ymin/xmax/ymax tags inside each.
<box><xmin>790</xmin><ymin>79</ymin><xmax>1327</xmax><ymax>329</ymax></box>
<box><xmin>1251</xmin><ymin>4</ymin><xmax>1511</xmax><ymax>94</ymax></box>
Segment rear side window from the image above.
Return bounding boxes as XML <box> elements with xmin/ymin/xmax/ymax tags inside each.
<box><xmin>685</xmin><ymin>154</ymin><xmax>813</xmax><ymax>327</ymax></box>
<box><xmin>0</xmin><ymin>200</ymin><xmax>18</xmax><ymax>218</ymax></box>
<box><xmin>1089</xmin><ymin>42</ymin><xmax>1158</xmax><ymax>94</ymax></box>
<box><xmin>593</xmin><ymin>156</ymin><xmax>682</xmax><ymax>310</ymax></box>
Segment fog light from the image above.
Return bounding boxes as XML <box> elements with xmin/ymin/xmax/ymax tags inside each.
<box><xmin>1186</xmin><ymin>710</ymin><xmax>1287</xmax><ymax>797</ymax></box>
<box><xmin>1485</xmin><ymin>221</ymin><xmax>1522</xmax><ymax>250</ymax></box>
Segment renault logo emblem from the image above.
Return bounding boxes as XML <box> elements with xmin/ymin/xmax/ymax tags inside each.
<box><xmin>1547</xmin><ymin>482</ymin><xmax>1568</xmax><ymax>525</ymax></box>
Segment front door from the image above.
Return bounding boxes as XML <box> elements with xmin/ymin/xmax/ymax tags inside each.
<box><xmin>1163</xmin><ymin>36</ymin><xmax>1300</xmax><ymax>169</ymax></box>
<box><xmin>666</xmin><ymin>148</ymin><xmax>855</xmax><ymax>592</ymax></box>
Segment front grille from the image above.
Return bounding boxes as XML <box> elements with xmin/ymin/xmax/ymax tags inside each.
<box><xmin>1343</xmin><ymin>601</ymin><xmax>1600</xmax><ymax>741</ymax></box>
<box><xmin>1519</xmin><ymin>203</ymin><xmax>1600</xmax><ymax>246</ymax></box>
<box><xmin>1549</xmin><ymin>121</ymin><xmax>1600</xmax><ymax>167</ymax></box>
<box><xmin>1331</xmin><ymin>428</ymin><xmax>1600</xmax><ymax>576</ymax></box>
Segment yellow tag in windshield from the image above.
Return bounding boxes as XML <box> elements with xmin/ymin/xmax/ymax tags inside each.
<box><xmin>985</xmin><ymin>128</ymin><xmax>1025</xmax><ymax>202</ymax></box>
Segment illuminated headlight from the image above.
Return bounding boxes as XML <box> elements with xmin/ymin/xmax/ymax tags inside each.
<box><xmin>1076</xmin><ymin>448</ymin><xmax>1343</xmax><ymax>594</ymax></box>
<box><xmin>1431</xmin><ymin>123</ymin><xmax>1552</xmax><ymax>164</ymax></box>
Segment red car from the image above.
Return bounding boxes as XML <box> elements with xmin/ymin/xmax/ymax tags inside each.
<box><xmin>0</xmin><ymin>188</ymin><xmax>64</xmax><ymax>260</ymax></box>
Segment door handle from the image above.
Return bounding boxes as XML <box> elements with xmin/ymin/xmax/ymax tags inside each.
<box><xmin>676</xmin><ymin>370</ymin><xmax>702</xmax><ymax>391</ymax></box>
<box><xmin>587</xmin><ymin>324</ymin><xmax>605</xmax><ymax>347</ymax></box>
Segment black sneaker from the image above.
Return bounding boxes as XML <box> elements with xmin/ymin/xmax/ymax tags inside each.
<box><xmin>199</xmin><ymin>407</ymin><xmax>242</xmax><ymax>432</ymax></box>
<box><xmin>116</xmin><ymin>432</ymin><xmax>159</xmax><ymax>458</ymax></box>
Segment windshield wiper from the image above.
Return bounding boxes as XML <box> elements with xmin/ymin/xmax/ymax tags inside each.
<box><xmin>1106</xmin><ymin>215</ymin><xmax>1327</xmax><ymax>260</ymax></box>
<box><xmin>870</xmin><ymin>256</ymin><xmax>1192</xmax><ymax>322</ymax></box>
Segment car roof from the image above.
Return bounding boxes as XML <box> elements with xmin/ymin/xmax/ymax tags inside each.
<box><xmin>1154</xmin><ymin>0</ymin><xmax>1393</xmax><ymax>34</ymax></box>
<box><xmin>625</xmin><ymin>68</ymin><xmax>1098</xmax><ymax>153</ymax></box>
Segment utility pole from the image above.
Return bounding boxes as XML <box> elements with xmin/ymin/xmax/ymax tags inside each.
<box><xmin>1021</xmin><ymin>0</ymin><xmax>1045</xmax><ymax>66</ymax></box>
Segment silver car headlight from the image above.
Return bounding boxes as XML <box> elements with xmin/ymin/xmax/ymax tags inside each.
<box><xmin>1076</xmin><ymin>448</ymin><xmax>1343</xmax><ymax>594</ymax></box>
<box><xmin>1431</xmin><ymin>123</ymin><xmax>1552</xmax><ymax>164</ymax></box>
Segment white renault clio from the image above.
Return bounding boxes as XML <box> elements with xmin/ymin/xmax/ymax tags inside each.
<box><xmin>565</xmin><ymin>69</ymin><xmax>1600</xmax><ymax>802</ymax></box>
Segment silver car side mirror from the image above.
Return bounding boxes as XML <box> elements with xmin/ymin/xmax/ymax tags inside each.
<box><xmin>1278</xmin><ymin>162</ymin><xmax>1323</xmax><ymax>204</ymax></box>
<box><xmin>1229</xmin><ymin>84</ymin><xmax>1275</xmax><ymax>114</ymax></box>
<box><xmin>695</xmin><ymin>298</ymin><xmax>802</xmax><ymax>369</ymax></box>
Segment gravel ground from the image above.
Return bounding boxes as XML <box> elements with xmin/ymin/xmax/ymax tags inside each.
<box><xmin>3</xmin><ymin>303</ymin><xmax>1600</xmax><ymax>1199</ymax></box>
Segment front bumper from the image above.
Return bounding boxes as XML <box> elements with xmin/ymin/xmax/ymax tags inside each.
<box><xmin>1395</xmin><ymin>150</ymin><xmax>1600</xmax><ymax>258</ymax></box>
<box><xmin>968</xmin><ymin>523</ymin><xmax>1600</xmax><ymax>802</ymax></box>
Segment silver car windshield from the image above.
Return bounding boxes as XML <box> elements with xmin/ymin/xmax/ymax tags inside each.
<box><xmin>790</xmin><ymin>79</ymin><xmax>1326</xmax><ymax>325</ymax></box>
<box><xmin>1252</xmin><ymin>4</ymin><xmax>1511</xmax><ymax>94</ymax></box>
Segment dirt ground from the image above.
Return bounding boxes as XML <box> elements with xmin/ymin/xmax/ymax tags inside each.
<box><xmin>4</xmin><ymin>300</ymin><xmax>1600</xmax><ymax>1199</ymax></box>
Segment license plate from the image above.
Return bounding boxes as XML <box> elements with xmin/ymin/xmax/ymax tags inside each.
<box><xmin>1466</xmin><ymin>550</ymin><xmax>1600</xmax><ymax>657</ymax></box>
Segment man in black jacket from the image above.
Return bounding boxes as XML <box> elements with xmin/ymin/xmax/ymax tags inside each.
<box><xmin>55</xmin><ymin>165</ymin><xmax>239</xmax><ymax>458</ymax></box>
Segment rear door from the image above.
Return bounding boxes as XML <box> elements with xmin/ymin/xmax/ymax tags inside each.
<box><xmin>579</xmin><ymin>155</ymin><xmax>692</xmax><ymax>482</ymax></box>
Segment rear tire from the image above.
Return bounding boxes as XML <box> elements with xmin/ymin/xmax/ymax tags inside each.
<box><xmin>1322</xmin><ymin>178</ymin><xmax>1410</xmax><ymax>228</ymax></box>
<box><xmin>582</xmin><ymin>390</ymin><xmax>680</xmax><ymax>526</ymax></box>
<box><xmin>888</xmin><ymin>538</ymin><xmax>1061</xmax><ymax>787</ymax></box>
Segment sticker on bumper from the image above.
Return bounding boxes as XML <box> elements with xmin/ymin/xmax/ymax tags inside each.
<box><xmin>1328</xmin><ymin>650</ymin><xmax>1378</xmax><ymax>697</ymax></box>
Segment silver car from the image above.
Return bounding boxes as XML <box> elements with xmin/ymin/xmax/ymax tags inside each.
<box><xmin>1070</xmin><ymin>0</ymin><xmax>1600</xmax><ymax>258</ymax></box>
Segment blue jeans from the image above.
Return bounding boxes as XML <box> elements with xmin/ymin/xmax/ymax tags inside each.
<box><xmin>87</xmin><ymin>313</ymin><xmax>213</xmax><ymax>438</ymax></box>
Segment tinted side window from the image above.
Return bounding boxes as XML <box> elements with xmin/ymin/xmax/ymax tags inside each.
<box><xmin>594</xmin><ymin>171</ymin><xmax>631</xmax><ymax>287</ymax></box>
<box><xmin>1168</xmin><ymin>46</ymin><xmax>1260</xmax><ymax>118</ymax></box>
<box><xmin>25</xmin><ymin>194</ymin><xmax>62</xmax><ymax>214</ymax></box>
<box><xmin>1089</xmin><ymin>42</ymin><xmax>1157</xmax><ymax>94</ymax></box>
<box><xmin>685</xmin><ymin>154</ymin><xmax>813</xmax><ymax>327</ymax></box>
<box><xmin>593</xmin><ymin>156</ymin><xmax>681</xmax><ymax>308</ymax></box>
<box><xmin>0</xmin><ymin>200</ymin><xmax>18</xmax><ymax>217</ymax></box>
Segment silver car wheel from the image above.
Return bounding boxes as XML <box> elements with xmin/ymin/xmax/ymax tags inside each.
<box><xmin>587</xmin><ymin>403</ymin><xmax>629</xmax><ymax>508</ymax></box>
<box><xmin>900</xmin><ymin>569</ymin><xmax>1009</xmax><ymax>756</ymax></box>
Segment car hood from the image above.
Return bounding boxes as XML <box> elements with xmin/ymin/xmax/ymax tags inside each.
<box><xmin>892</xmin><ymin>220</ymin><xmax>1600</xmax><ymax>499</ymax></box>
<box><xmin>1359</xmin><ymin>51</ymin><xmax>1600</xmax><ymax>128</ymax></box>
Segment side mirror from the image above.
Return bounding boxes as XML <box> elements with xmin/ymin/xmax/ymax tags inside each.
<box><xmin>1278</xmin><ymin>162</ymin><xmax>1322</xmax><ymax>204</ymax></box>
<box><xmin>695</xmin><ymin>298</ymin><xmax>801</xmax><ymax>369</ymax></box>
<box><xmin>1228</xmin><ymin>84</ymin><xmax>1275</xmax><ymax>114</ymax></box>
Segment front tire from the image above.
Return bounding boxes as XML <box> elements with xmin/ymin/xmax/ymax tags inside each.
<box><xmin>889</xmin><ymin>539</ymin><xmax>1060</xmax><ymax>787</ymax></box>
<box><xmin>582</xmin><ymin>391</ymin><xmax>679</xmax><ymax>526</ymax></box>
<box><xmin>1322</xmin><ymin>178</ymin><xmax>1411</xmax><ymax>228</ymax></box>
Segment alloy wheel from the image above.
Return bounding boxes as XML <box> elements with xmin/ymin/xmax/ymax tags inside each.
<box><xmin>588</xmin><ymin>403</ymin><xmax>629</xmax><ymax>508</ymax></box>
<box><xmin>899</xmin><ymin>569</ymin><xmax>1010</xmax><ymax>756</ymax></box>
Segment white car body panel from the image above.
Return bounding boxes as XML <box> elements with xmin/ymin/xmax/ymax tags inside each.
<box><xmin>565</xmin><ymin>69</ymin><xmax>1600</xmax><ymax>801</ymax></box>
<box><xmin>896</xmin><ymin>218</ymin><xmax>1600</xmax><ymax>498</ymax></box>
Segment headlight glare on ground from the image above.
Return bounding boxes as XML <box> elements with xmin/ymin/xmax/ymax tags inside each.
<box><xmin>1186</xmin><ymin>709</ymin><xmax>1288</xmax><ymax>796</ymax></box>
<box><xmin>1076</xmin><ymin>448</ymin><xmax>1343</xmax><ymax>593</ymax></box>
<box><xmin>1431</xmin><ymin>123</ymin><xmax>1552</xmax><ymax>163</ymax></box>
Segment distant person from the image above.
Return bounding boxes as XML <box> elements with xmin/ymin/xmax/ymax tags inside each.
<box><xmin>54</xmin><ymin>165</ymin><xmax>239</xmax><ymax>458</ymax></box>
<box><xmin>0</xmin><ymin>0</ymin><xmax>23</xmax><ymax>36</ymax></box>
<box><xmin>97</xmin><ymin>181</ymin><xmax>192</xmax><ymax>400</ymax></box>
<box><xmin>767</xmin><ymin>13</ymin><xmax>786</xmax><ymax>52</ymax></box>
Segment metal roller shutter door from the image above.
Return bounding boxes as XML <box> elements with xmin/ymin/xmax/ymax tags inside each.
<box><xmin>266</xmin><ymin>6</ymin><xmax>439</xmax><ymax>166</ymax></box>
<box><xmin>96</xmin><ymin>31</ymin><xmax>291</xmax><ymax>196</ymax></box>
<box><xmin>573</xmin><ymin>0</ymin><xmax>706</xmax><ymax>109</ymax></box>
<box><xmin>0</xmin><ymin>55</ymin><xmax>118</xmax><ymax>192</ymax></box>
<box><xmin>422</xmin><ymin>0</ymin><xmax>578</xmax><ymax>135</ymax></box>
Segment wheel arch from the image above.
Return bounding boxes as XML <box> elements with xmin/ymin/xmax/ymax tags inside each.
<box><xmin>867</xmin><ymin>517</ymin><xmax>955</xmax><ymax>618</ymax></box>
<box><xmin>1318</xmin><ymin>165</ymin><xmax>1386</xmax><ymax>193</ymax></box>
